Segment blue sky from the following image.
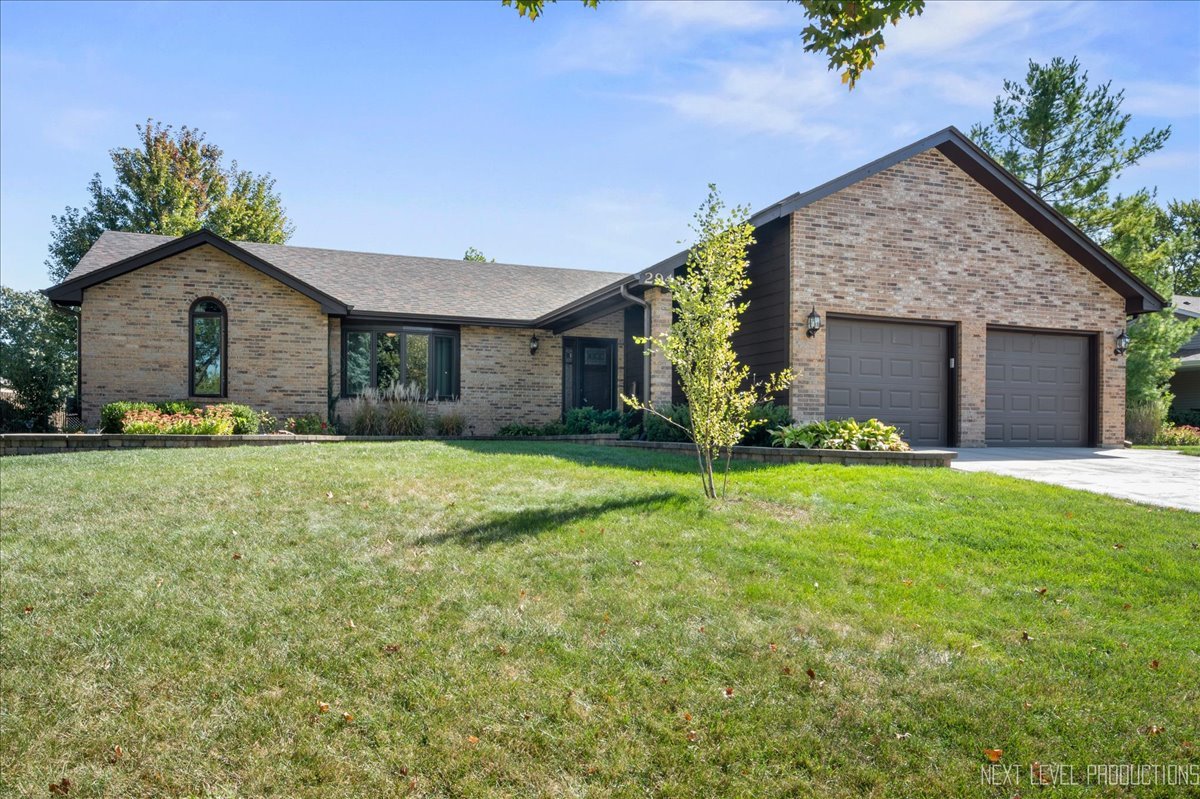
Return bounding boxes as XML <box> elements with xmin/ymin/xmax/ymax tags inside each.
<box><xmin>1</xmin><ymin>0</ymin><xmax>1197</xmax><ymax>292</ymax></box>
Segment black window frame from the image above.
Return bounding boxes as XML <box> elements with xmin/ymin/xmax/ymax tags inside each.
<box><xmin>340</xmin><ymin>324</ymin><xmax>460</xmax><ymax>400</ymax></box>
<box><xmin>189</xmin><ymin>297</ymin><xmax>227</xmax><ymax>398</ymax></box>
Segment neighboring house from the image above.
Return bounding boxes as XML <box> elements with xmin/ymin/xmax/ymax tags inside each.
<box><xmin>1170</xmin><ymin>295</ymin><xmax>1200</xmax><ymax>420</ymax></box>
<box><xmin>44</xmin><ymin>128</ymin><xmax>1163</xmax><ymax>446</ymax></box>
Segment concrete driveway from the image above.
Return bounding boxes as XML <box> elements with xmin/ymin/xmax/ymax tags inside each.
<box><xmin>946</xmin><ymin>447</ymin><xmax>1200</xmax><ymax>512</ymax></box>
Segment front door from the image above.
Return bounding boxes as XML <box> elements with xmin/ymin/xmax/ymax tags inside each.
<box><xmin>563</xmin><ymin>337</ymin><xmax>616</xmax><ymax>411</ymax></box>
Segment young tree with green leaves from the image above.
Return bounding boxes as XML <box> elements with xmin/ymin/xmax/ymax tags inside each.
<box><xmin>46</xmin><ymin>120</ymin><xmax>293</xmax><ymax>283</ymax></box>
<box><xmin>622</xmin><ymin>186</ymin><xmax>792</xmax><ymax>499</ymax></box>
<box><xmin>1165</xmin><ymin>199</ymin><xmax>1200</xmax><ymax>295</ymax></box>
<box><xmin>0</xmin><ymin>288</ymin><xmax>77</xmax><ymax>432</ymax></box>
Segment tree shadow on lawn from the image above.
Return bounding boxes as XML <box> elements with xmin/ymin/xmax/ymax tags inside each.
<box><xmin>443</xmin><ymin>439</ymin><xmax>787</xmax><ymax>478</ymax></box>
<box><xmin>420</xmin><ymin>490</ymin><xmax>682</xmax><ymax>547</ymax></box>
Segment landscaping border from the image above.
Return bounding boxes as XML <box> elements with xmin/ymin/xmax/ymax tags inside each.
<box><xmin>0</xmin><ymin>433</ymin><xmax>955</xmax><ymax>466</ymax></box>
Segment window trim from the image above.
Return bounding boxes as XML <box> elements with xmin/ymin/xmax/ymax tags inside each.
<box><xmin>341</xmin><ymin>324</ymin><xmax>460</xmax><ymax>400</ymax></box>
<box><xmin>189</xmin><ymin>297</ymin><xmax>228</xmax><ymax>398</ymax></box>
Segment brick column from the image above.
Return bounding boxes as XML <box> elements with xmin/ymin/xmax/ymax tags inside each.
<box><xmin>957</xmin><ymin>319</ymin><xmax>987</xmax><ymax>446</ymax></box>
<box><xmin>1098</xmin><ymin>330</ymin><xmax>1127</xmax><ymax>446</ymax></box>
<box><xmin>789</xmin><ymin>307</ymin><xmax>825</xmax><ymax>423</ymax></box>
<box><xmin>645</xmin><ymin>287</ymin><xmax>674</xmax><ymax>408</ymax></box>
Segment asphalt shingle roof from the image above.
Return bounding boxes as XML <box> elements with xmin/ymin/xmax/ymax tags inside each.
<box><xmin>67</xmin><ymin>231</ymin><xmax>630</xmax><ymax>321</ymax></box>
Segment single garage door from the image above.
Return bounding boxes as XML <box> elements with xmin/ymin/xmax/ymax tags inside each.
<box><xmin>826</xmin><ymin>318</ymin><xmax>950</xmax><ymax>446</ymax></box>
<box><xmin>985</xmin><ymin>330</ymin><xmax>1089</xmax><ymax>446</ymax></box>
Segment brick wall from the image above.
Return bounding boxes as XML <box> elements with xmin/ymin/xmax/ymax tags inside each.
<box><xmin>80</xmin><ymin>244</ymin><xmax>329</xmax><ymax>425</ymax></box>
<box><xmin>787</xmin><ymin>149</ymin><xmax>1126</xmax><ymax>446</ymax></box>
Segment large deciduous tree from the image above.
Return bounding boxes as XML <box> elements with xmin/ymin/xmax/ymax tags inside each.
<box><xmin>501</xmin><ymin>0</ymin><xmax>924</xmax><ymax>90</ymax></box>
<box><xmin>46</xmin><ymin>120</ymin><xmax>293</xmax><ymax>283</ymax></box>
<box><xmin>796</xmin><ymin>0</ymin><xmax>924</xmax><ymax>89</ymax></box>
<box><xmin>0</xmin><ymin>288</ymin><xmax>77</xmax><ymax>432</ymax></box>
<box><xmin>622</xmin><ymin>186</ymin><xmax>792</xmax><ymax>499</ymax></box>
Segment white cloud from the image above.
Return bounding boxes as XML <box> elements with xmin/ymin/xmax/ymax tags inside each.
<box><xmin>1122</xmin><ymin>81</ymin><xmax>1200</xmax><ymax>118</ymax></box>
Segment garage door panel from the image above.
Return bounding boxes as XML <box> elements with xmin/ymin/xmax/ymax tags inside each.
<box><xmin>826</xmin><ymin>318</ymin><xmax>948</xmax><ymax>447</ymax></box>
<box><xmin>986</xmin><ymin>330</ymin><xmax>1089</xmax><ymax>447</ymax></box>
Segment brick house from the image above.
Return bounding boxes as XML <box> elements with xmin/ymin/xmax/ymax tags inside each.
<box><xmin>45</xmin><ymin>128</ymin><xmax>1163</xmax><ymax>446</ymax></box>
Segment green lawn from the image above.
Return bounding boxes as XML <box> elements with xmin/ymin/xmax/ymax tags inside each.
<box><xmin>1136</xmin><ymin>444</ymin><xmax>1200</xmax><ymax>456</ymax></box>
<box><xmin>2</xmin><ymin>442</ymin><xmax>1197</xmax><ymax>798</ymax></box>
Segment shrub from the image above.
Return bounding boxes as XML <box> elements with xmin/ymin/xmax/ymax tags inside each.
<box><xmin>100</xmin><ymin>401</ymin><xmax>157</xmax><ymax>433</ymax></box>
<box><xmin>643</xmin><ymin>403</ymin><xmax>691</xmax><ymax>442</ymax></box>
<box><xmin>1126</xmin><ymin>399</ymin><xmax>1166</xmax><ymax>444</ymax></box>
<box><xmin>257</xmin><ymin>410</ymin><xmax>280</xmax><ymax>433</ymax></box>
<box><xmin>435</xmin><ymin>412</ymin><xmax>466</xmax><ymax>437</ymax></box>
<box><xmin>287</xmin><ymin>414</ymin><xmax>327</xmax><ymax>435</ymax></box>
<box><xmin>740</xmin><ymin>403</ymin><xmax>793</xmax><ymax>446</ymax></box>
<box><xmin>1155</xmin><ymin>424</ymin><xmax>1200</xmax><ymax>447</ymax></box>
<box><xmin>565</xmin><ymin>407</ymin><xmax>600</xmax><ymax>435</ymax></box>
<box><xmin>385</xmin><ymin>402</ymin><xmax>426</xmax><ymax>436</ymax></box>
<box><xmin>120</xmin><ymin>406</ymin><xmax>236</xmax><ymax>435</ymax></box>
<box><xmin>540</xmin><ymin>421</ymin><xmax>567</xmax><ymax>436</ymax></box>
<box><xmin>771</xmin><ymin>418</ymin><xmax>910</xmax><ymax>452</ymax></box>
<box><xmin>158</xmin><ymin>399</ymin><xmax>198</xmax><ymax>415</ymax></box>
<box><xmin>0</xmin><ymin>397</ymin><xmax>36</xmax><ymax>433</ymax></box>
<box><xmin>219</xmin><ymin>403</ymin><xmax>260</xmax><ymax>434</ymax></box>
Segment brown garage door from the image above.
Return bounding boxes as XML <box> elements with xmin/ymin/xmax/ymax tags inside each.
<box><xmin>985</xmin><ymin>330</ymin><xmax>1089</xmax><ymax>446</ymax></box>
<box><xmin>826</xmin><ymin>318</ymin><xmax>949</xmax><ymax>447</ymax></box>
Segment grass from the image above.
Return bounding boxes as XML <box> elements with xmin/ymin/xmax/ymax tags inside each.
<box><xmin>2</xmin><ymin>441</ymin><xmax>1198</xmax><ymax>798</ymax></box>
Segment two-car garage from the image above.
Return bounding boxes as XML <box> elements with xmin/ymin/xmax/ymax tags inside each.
<box><xmin>826</xmin><ymin>317</ymin><xmax>1093</xmax><ymax>447</ymax></box>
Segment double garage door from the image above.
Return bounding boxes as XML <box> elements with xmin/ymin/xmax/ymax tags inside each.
<box><xmin>826</xmin><ymin>318</ymin><xmax>1090</xmax><ymax>447</ymax></box>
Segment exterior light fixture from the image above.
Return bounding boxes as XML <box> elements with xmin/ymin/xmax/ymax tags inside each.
<box><xmin>529</xmin><ymin>334</ymin><xmax>540</xmax><ymax>355</ymax></box>
<box><xmin>805</xmin><ymin>307</ymin><xmax>823</xmax><ymax>338</ymax></box>
<box><xmin>1114</xmin><ymin>329</ymin><xmax>1130</xmax><ymax>355</ymax></box>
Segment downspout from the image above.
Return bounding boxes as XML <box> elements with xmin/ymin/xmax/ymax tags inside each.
<box><xmin>619</xmin><ymin>284</ymin><xmax>650</xmax><ymax>405</ymax></box>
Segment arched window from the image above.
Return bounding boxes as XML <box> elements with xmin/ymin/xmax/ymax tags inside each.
<box><xmin>189</xmin><ymin>298</ymin><xmax>226</xmax><ymax>397</ymax></box>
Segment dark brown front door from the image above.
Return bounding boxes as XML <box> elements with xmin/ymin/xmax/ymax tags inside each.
<box><xmin>564</xmin><ymin>337</ymin><xmax>616</xmax><ymax>411</ymax></box>
<box><xmin>825</xmin><ymin>317</ymin><xmax>951</xmax><ymax>447</ymax></box>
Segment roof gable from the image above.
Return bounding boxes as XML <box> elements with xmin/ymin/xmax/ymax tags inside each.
<box><xmin>645</xmin><ymin>127</ymin><xmax>1164</xmax><ymax>315</ymax></box>
<box><xmin>46</xmin><ymin>230</ymin><xmax>351</xmax><ymax>314</ymax></box>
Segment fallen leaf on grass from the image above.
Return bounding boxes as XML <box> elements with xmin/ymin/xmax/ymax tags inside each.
<box><xmin>901</xmin><ymin>579</ymin><xmax>913</xmax><ymax>587</ymax></box>
<box><xmin>895</xmin><ymin>732</ymin><xmax>910</xmax><ymax>740</ymax></box>
<box><xmin>109</xmin><ymin>744</ymin><xmax>124</xmax><ymax>762</ymax></box>
<box><xmin>318</xmin><ymin>702</ymin><xmax>330</xmax><ymax>713</ymax></box>
<box><xmin>1113</xmin><ymin>543</ymin><xmax>1126</xmax><ymax>550</ymax></box>
<box><xmin>1021</xmin><ymin>631</ymin><xmax>1032</xmax><ymax>642</ymax></box>
<box><xmin>326</xmin><ymin>491</ymin><xmax>334</xmax><ymax>499</ymax></box>
<box><xmin>23</xmin><ymin>605</ymin><xmax>33</xmax><ymax>614</ymax></box>
<box><xmin>686</xmin><ymin>730</ymin><xmax>699</xmax><ymax>742</ymax></box>
<box><xmin>1149</xmin><ymin>660</ymin><xmax>1160</xmax><ymax>670</ymax></box>
<box><xmin>805</xmin><ymin>668</ymin><xmax>816</xmax><ymax>680</ymax></box>
<box><xmin>467</xmin><ymin>735</ymin><xmax>480</xmax><ymax>745</ymax></box>
<box><xmin>1144</xmin><ymin>725</ymin><xmax>1165</xmax><ymax>736</ymax></box>
<box><xmin>631</xmin><ymin>559</ymin><xmax>643</xmax><ymax>567</ymax></box>
<box><xmin>49</xmin><ymin>778</ymin><xmax>71</xmax><ymax>795</ymax></box>
<box><xmin>382</xmin><ymin>644</ymin><xmax>401</xmax><ymax>654</ymax></box>
<box><xmin>1035</xmin><ymin>587</ymin><xmax>1047</xmax><ymax>595</ymax></box>
<box><xmin>343</xmin><ymin>712</ymin><xmax>354</xmax><ymax>723</ymax></box>
<box><xmin>984</xmin><ymin>748</ymin><xmax>1003</xmax><ymax>763</ymax></box>
<box><xmin>781</xmin><ymin>666</ymin><xmax>792</xmax><ymax>675</ymax></box>
<box><xmin>232</xmin><ymin>552</ymin><xmax>242</xmax><ymax>560</ymax></box>
<box><xmin>722</xmin><ymin>687</ymin><xmax>734</xmax><ymax>699</ymax></box>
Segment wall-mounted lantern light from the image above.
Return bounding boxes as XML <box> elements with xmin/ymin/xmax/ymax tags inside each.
<box><xmin>1114</xmin><ymin>329</ymin><xmax>1130</xmax><ymax>356</ymax></box>
<box><xmin>806</xmin><ymin>307</ymin><xmax>823</xmax><ymax>338</ymax></box>
<box><xmin>529</xmin><ymin>334</ymin><xmax>540</xmax><ymax>356</ymax></box>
